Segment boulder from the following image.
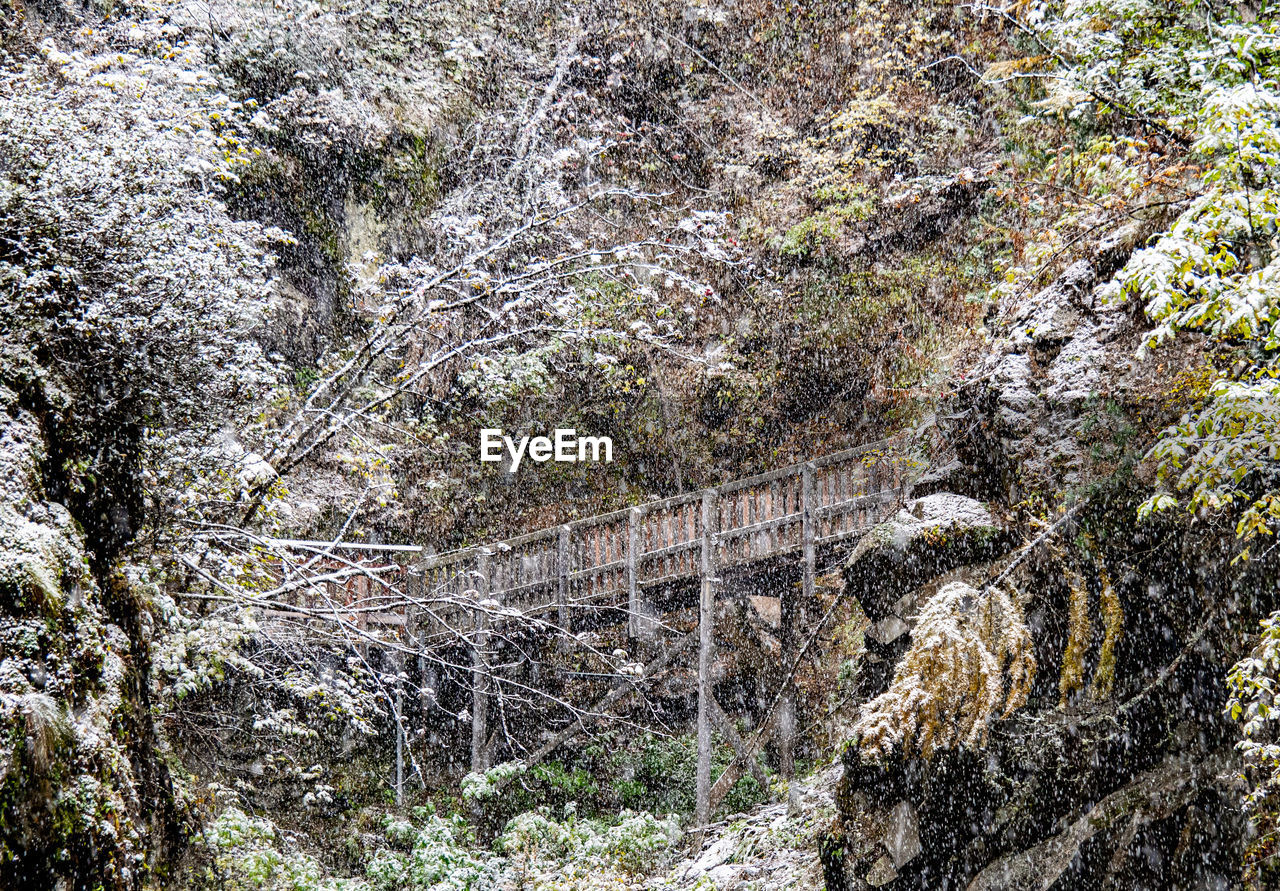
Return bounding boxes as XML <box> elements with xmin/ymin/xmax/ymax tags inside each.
<box><xmin>843</xmin><ymin>494</ymin><xmax>1015</xmax><ymax>623</ymax></box>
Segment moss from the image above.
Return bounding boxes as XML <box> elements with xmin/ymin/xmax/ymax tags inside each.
<box><xmin>373</xmin><ymin>134</ymin><xmax>445</xmax><ymax>217</ymax></box>
<box><xmin>1057</xmin><ymin>567</ymin><xmax>1093</xmax><ymax>707</ymax></box>
<box><xmin>1090</xmin><ymin>566</ymin><xmax>1123</xmax><ymax>701</ymax></box>
<box><xmin>854</xmin><ymin>581</ymin><xmax>1035</xmax><ymax>758</ymax></box>
<box><xmin>779</xmin><ymin>178</ymin><xmax>876</xmax><ymax>259</ymax></box>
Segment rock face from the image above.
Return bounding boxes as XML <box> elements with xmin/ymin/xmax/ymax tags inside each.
<box><xmin>0</xmin><ymin>377</ymin><xmax>182</xmax><ymax>890</ymax></box>
<box><xmin>944</xmin><ymin>238</ymin><xmax>1165</xmax><ymax>500</ymax></box>
<box><xmin>820</xmin><ymin>256</ymin><xmax>1269</xmax><ymax>891</ymax></box>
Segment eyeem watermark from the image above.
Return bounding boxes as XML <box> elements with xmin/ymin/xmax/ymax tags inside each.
<box><xmin>480</xmin><ymin>428</ymin><xmax>613</xmax><ymax>472</ymax></box>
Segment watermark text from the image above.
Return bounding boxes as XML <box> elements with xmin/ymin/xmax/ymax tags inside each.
<box><xmin>480</xmin><ymin>428</ymin><xmax>613</xmax><ymax>472</ymax></box>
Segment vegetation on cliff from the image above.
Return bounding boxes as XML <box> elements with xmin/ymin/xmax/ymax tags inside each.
<box><xmin>4</xmin><ymin>0</ymin><xmax>1280</xmax><ymax>888</ymax></box>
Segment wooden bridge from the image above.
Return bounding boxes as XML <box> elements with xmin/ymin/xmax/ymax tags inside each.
<box><xmin>262</xmin><ymin>436</ymin><xmax>920</xmax><ymax>822</ymax></box>
<box><xmin>415</xmin><ymin>440</ymin><xmax>910</xmax><ymax>637</ymax></box>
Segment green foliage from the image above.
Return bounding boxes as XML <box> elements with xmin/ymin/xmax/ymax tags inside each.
<box><xmin>608</xmin><ymin>731</ymin><xmax>769</xmax><ymax>818</ymax></box>
<box><xmin>991</xmin><ymin>8</ymin><xmax>1280</xmax><ymax>555</ymax></box>
<box><xmin>527</xmin><ymin>761</ymin><xmax>600</xmax><ymax>804</ymax></box>
<box><xmin>207</xmin><ymin>807</ymin><xmax>369</xmax><ymax>891</ymax></box>
<box><xmin>611</xmin><ymin>732</ymin><xmax>698</xmax><ymax>814</ymax></box>
<box><xmin>458</xmin><ymin>731</ymin><xmax>769</xmax><ymax>835</ymax></box>
<box><xmin>203</xmin><ymin>802</ymin><xmax>680</xmax><ymax>891</ymax></box>
<box><xmin>460</xmin><ymin>761</ymin><xmax>527</xmax><ymax>801</ymax></box>
<box><xmin>1228</xmin><ymin>613</ymin><xmax>1280</xmax><ymax>889</ymax></box>
<box><xmin>780</xmin><ymin>182</ymin><xmax>875</xmax><ymax>260</ymax></box>
<box><xmin>363</xmin><ymin>811</ymin><xmax>499</xmax><ymax>891</ymax></box>
<box><xmin>497</xmin><ymin>807</ymin><xmax>680</xmax><ymax>880</ymax></box>
<box><xmin>1105</xmin><ymin>24</ymin><xmax>1280</xmax><ymax>553</ymax></box>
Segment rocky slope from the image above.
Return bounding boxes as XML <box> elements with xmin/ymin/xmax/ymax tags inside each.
<box><xmin>659</xmin><ymin>765</ymin><xmax>840</xmax><ymax>891</ymax></box>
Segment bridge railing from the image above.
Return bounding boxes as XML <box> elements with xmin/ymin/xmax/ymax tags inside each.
<box><xmin>255</xmin><ymin>438</ymin><xmax>919</xmax><ymax>636</ymax></box>
<box><xmin>410</xmin><ymin>436</ymin><xmax>918</xmax><ymax>637</ymax></box>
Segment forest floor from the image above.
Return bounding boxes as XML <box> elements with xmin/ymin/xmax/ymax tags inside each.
<box><xmin>654</xmin><ymin>764</ymin><xmax>838</xmax><ymax>891</ymax></box>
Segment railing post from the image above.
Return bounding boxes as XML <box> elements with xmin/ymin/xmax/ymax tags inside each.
<box><xmin>770</xmin><ymin>479</ymin><xmax>781</xmax><ymax>552</ymax></box>
<box><xmin>696</xmin><ymin>488</ymin><xmax>718</xmax><ymax>827</ymax></box>
<box><xmin>471</xmin><ymin>548</ymin><xmax>491</xmax><ymax>776</ymax></box>
<box><xmin>627</xmin><ymin>507</ymin><xmax>641</xmax><ymax>641</ymax></box>
<box><xmin>557</xmin><ymin>526</ymin><xmax>571</xmax><ymax>649</ymax></box>
<box><xmin>802</xmin><ymin>462</ymin><xmax>817</xmax><ymax>601</ymax></box>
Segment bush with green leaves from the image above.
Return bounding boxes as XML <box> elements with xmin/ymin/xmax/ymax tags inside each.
<box><xmin>991</xmin><ymin>4</ymin><xmax>1280</xmax><ymax>548</ymax></box>
<box><xmin>203</xmin><ymin>802</ymin><xmax>680</xmax><ymax>891</ymax></box>
<box><xmin>613</xmin><ymin>731</ymin><xmax>768</xmax><ymax>818</ymax></box>
<box><xmin>1228</xmin><ymin>610</ymin><xmax>1280</xmax><ymax>886</ymax></box>
<box><xmin>1117</xmin><ymin>23</ymin><xmax>1280</xmax><ymax>553</ymax></box>
<box><xmin>363</xmin><ymin>811</ymin><xmax>502</xmax><ymax>891</ymax></box>
<box><xmin>497</xmin><ymin>806</ymin><xmax>681</xmax><ymax>882</ymax></box>
<box><xmin>206</xmin><ymin>807</ymin><xmax>365</xmax><ymax>891</ymax></box>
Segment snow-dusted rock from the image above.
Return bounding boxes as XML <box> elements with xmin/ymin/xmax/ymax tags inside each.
<box><xmin>1008</xmin><ymin>259</ymin><xmax>1096</xmax><ymax>358</ymax></box>
<box><xmin>1043</xmin><ymin>321</ymin><xmax>1106</xmax><ymax>403</ymax></box>
<box><xmin>663</xmin><ymin>765</ymin><xmax>840</xmax><ymax>890</ymax></box>
<box><xmin>851</xmin><ymin>493</ymin><xmax>997</xmax><ymax>559</ymax></box>
<box><xmin>0</xmin><ymin>387</ymin><xmax>90</xmax><ymax>609</ymax></box>
<box><xmin>950</xmin><ymin>252</ymin><xmax>1154</xmax><ymax>494</ymax></box>
<box><xmin>844</xmin><ymin>494</ymin><xmax>1011</xmax><ymax>623</ymax></box>
<box><xmin>884</xmin><ymin>799</ymin><xmax>922</xmax><ymax>868</ymax></box>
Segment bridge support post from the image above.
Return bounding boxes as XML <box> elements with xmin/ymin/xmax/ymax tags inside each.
<box><xmin>394</xmin><ymin>662</ymin><xmax>404</xmax><ymax>804</ymax></box>
<box><xmin>471</xmin><ymin>548</ymin><xmax>491</xmax><ymax>776</ymax></box>
<box><xmin>696</xmin><ymin>489</ymin><xmax>718</xmax><ymax>827</ymax></box>
<box><xmin>778</xmin><ymin>463</ymin><xmax>816</xmax><ymax>780</ymax></box>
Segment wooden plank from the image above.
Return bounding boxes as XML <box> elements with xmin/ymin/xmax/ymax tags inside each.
<box><xmin>714</xmin><ymin>511</ymin><xmax>801</xmax><ymax>542</ymax></box>
<box><xmin>684</xmin><ymin>503</ymin><xmax>693</xmax><ymax>573</ymax></box>
<box><xmin>615</xmin><ymin>525</ymin><xmax>625</xmax><ymax>593</ymax></box>
<box><xmin>662</xmin><ymin>507</ymin><xmax>672</xmax><ymax>579</ymax></box>
<box><xmin>655</xmin><ymin>506</ymin><xmax>665</xmax><ymax>578</ymax></box>
<box><xmin>824</xmin><ymin>469</ymin><xmax>833</xmax><ymax>539</ymax></box>
<box><xmin>589</xmin><ymin>528</ymin><xmax>598</xmax><ymax>603</ymax></box>
<box><xmin>836</xmin><ymin>464</ymin><xmax>846</xmax><ymax>536</ymax></box>
<box><xmin>811</xmin><ymin>489</ymin><xmax>898</xmax><ymax>517</ymax></box>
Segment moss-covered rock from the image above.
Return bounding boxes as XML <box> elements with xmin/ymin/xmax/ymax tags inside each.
<box><xmin>0</xmin><ymin>378</ymin><xmax>184</xmax><ymax>890</ymax></box>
